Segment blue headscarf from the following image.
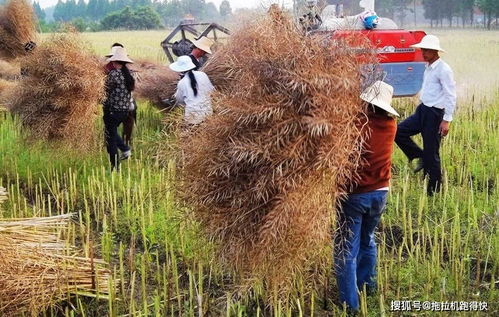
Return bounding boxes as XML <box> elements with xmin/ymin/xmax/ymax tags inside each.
<box><xmin>363</xmin><ymin>14</ymin><xmax>379</xmax><ymax>30</ymax></box>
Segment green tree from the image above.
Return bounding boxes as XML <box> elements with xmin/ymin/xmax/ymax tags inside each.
<box><xmin>157</xmin><ymin>0</ymin><xmax>184</xmax><ymax>27</ymax></box>
<box><xmin>70</xmin><ymin>17</ymin><xmax>87</xmax><ymax>31</ymax></box>
<box><xmin>478</xmin><ymin>0</ymin><xmax>499</xmax><ymax>29</ymax></box>
<box><xmin>440</xmin><ymin>0</ymin><xmax>460</xmax><ymax>27</ymax></box>
<box><xmin>53</xmin><ymin>0</ymin><xmax>67</xmax><ymax>21</ymax></box>
<box><xmin>101</xmin><ymin>5</ymin><xmax>162</xmax><ymax>30</ymax></box>
<box><xmin>204</xmin><ymin>2</ymin><xmax>219</xmax><ymax>21</ymax></box>
<box><xmin>457</xmin><ymin>0</ymin><xmax>475</xmax><ymax>27</ymax></box>
<box><xmin>422</xmin><ymin>0</ymin><xmax>444</xmax><ymax>27</ymax></box>
<box><xmin>76</xmin><ymin>0</ymin><xmax>87</xmax><ymax>18</ymax></box>
<box><xmin>87</xmin><ymin>0</ymin><xmax>98</xmax><ymax>20</ymax></box>
<box><xmin>219</xmin><ymin>0</ymin><xmax>231</xmax><ymax>18</ymax></box>
<box><xmin>66</xmin><ymin>0</ymin><xmax>77</xmax><ymax>20</ymax></box>
<box><xmin>96</xmin><ymin>0</ymin><xmax>110</xmax><ymax>19</ymax></box>
<box><xmin>134</xmin><ymin>5</ymin><xmax>162</xmax><ymax>28</ymax></box>
<box><xmin>376</xmin><ymin>0</ymin><xmax>412</xmax><ymax>27</ymax></box>
<box><xmin>33</xmin><ymin>1</ymin><xmax>46</xmax><ymax>21</ymax></box>
<box><xmin>182</xmin><ymin>0</ymin><xmax>205</xmax><ymax>19</ymax></box>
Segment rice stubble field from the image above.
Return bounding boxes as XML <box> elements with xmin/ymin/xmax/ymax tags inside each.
<box><xmin>0</xmin><ymin>29</ymin><xmax>498</xmax><ymax>316</ymax></box>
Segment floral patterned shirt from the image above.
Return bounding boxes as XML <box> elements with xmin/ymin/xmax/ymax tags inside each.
<box><xmin>103</xmin><ymin>69</ymin><xmax>132</xmax><ymax>112</ymax></box>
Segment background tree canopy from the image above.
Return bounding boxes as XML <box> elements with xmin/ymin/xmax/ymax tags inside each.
<box><xmin>100</xmin><ymin>5</ymin><xmax>161</xmax><ymax>30</ymax></box>
<box><xmin>17</xmin><ymin>0</ymin><xmax>499</xmax><ymax>32</ymax></box>
<box><xmin>46</xmin><ymin>0</ymin><xmax>226</xmax><ymax>30</ymax></box>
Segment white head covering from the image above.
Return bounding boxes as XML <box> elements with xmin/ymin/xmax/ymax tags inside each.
<box><xmin>360</xmin><ymin>81</ymin><xmax>399</xmax><ymax>116</ymax></box>
<box><xmin>106</xmin><ymin>47</ymin><xmax>134</xmax><ymax>64</ymax></box>
<box><xmin>411</xmin><ymin>34</ymin><xmax>445</xmax><ymax>52</ymax></box>
<box><xmin>105</xmin><ymin>45</ymin><xmax>121</xmax><ymax>58</ymax></box>
<box><xmin>169</xmin><ymin>55</ymin><xmax>196</xmax><ymax>72</ymax></box>
<box><xmin>191</xmin><ymin>36</ymin><xmax>214</xmax><ymax>54</ymax></box>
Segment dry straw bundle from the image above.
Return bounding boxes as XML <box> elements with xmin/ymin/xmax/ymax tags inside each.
<box><xmin>0</xmin><ymin>78</ymin><xmax>16</xmax><ymax>112</ymax></box>
<box><xmin>0</xmin><ymin>214</ymin><xmax>112</xmax><ymax>315</ymax></box>
<box><xmin>6</xmin><ymin>33</ymin><xmax>105</xmax><ymax>148</ymax></box>
<box><xmin>180</xmin><ymin>9</ymin><xmax>376</xmax><ymax>295</ymax></box>
<box><xmin>0</xmin><ymin>0</ymin><xmax>37</xmax><ymax>60</ymax></box>
<box><xmin>132</xmin><ymin>59</ymin><xmax>179</xmax><ymax>109</ymax></box>
<box><xmin>0</xmin><ymin>59</ymin><xmax>20</xmax><ymax>80</ymax></box>
<box><xmin>0</xmin><ymin>78</ymin><xmax>16</xmax><ymax>99</ymax></box>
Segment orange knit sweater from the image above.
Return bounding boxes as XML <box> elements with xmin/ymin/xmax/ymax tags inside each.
<box><xmin>351</xmin><ymin>114</ymin><xmax>397</xmax><ymax>194</ymax></box>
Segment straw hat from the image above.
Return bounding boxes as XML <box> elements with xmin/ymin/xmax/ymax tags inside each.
<box><xmin>410</xmin><ymin>34</ymin><xmax>445</xmax><ymax>52</ymax></box>
<box><xmin>169</xmin><ymin>55</ymin><xmax>196</xmax><ymax>72</ymax></box>
<box><xmin>105</xmin><ymin>46</ymin><xmax>121</xmax><ymax>57</ymax></box>
<box><xmin>106</xmin><ymin>47</ymin><xmax>134</xmax><ymax>64</ymax></box>
<box><xmin>191</xmin><ymin>36</ymin><xmax>214</xmax><ymax>54</ymax></box>
<box><xmin>360</xmin><ymin>81</ymin><xmax>399</xmax><ymax>116</ymax></box>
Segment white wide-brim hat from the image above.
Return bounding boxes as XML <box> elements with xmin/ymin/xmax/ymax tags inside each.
<box><xmin>192</xmin><ymin>36</ymin><xmax>214</xmax><ymax>54</ymax></box>
<box><xmin>106</xmin><ymin>46</ymin><xmax>120</xmax><ymax>58</ymax></box>
<box><xmin>360</xmin><ymin>81</ymin><xmax>399</xmax><ymax>117</ymax></box>
<box><xmin>410</xmin><ymin>34</ymin><xmax>445</xmax><ymax>52</ymax></box>
<box><xmin>106</xmin><ymin>47</ymin><xmax>134</xmax><ymax>64</ymax></box>
<box><xmin>169</xmin><ymin>55</ymin><xmax>196</xmax><ymax>72</ymax></box>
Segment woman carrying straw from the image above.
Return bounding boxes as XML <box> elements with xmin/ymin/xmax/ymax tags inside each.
<box><xmin>103</xmin><ymin>47</ymin><xmax>135</xmax><ymax>170</ymax></box>
<box><xmin>105</xmin><ymin>43</ymin><xmax>137</xmax><ymax>147</ymax></box>
<box><xmin>170</xmin><ymin>55</ymin><xmax>214</xmax><ymax>125</ymax></box>
<box><xmin>335</xmin><ymin>81</ymin><xmax>398</xmax><ymax>313</ymax></box>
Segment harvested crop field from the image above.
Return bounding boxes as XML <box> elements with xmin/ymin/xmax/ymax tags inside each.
<box><xmin>1</xmin><ymin>26</ymin><xmax>498</xmax><ymax>316</ymax></box>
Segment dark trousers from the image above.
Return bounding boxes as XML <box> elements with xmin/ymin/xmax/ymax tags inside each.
<box><xmin>104</xmin><ymin>111</ymin><xmax>130</xmax><ymax>170</ymax></box>
<box><xmin>395</xmin><ymin>104</ymin><xmax>444</xmax><ymax>194</ymax></box>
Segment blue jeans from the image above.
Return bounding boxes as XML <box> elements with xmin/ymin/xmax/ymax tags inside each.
<box><xmin>334</xmin><ymin>190</ymin><xmax>388</xmax><ymax>311</ymax></box>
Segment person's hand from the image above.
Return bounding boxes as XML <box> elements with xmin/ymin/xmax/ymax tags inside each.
<box><xmin>439</xmin><ymin>120</ymin><xmax>450</xmax><ymax>137</ymax></box>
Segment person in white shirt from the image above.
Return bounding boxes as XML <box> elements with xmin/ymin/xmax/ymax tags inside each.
<box><xmin>395</xmin><ymin>35</ymin><xmax>456</xmax><ymax>195</ymax></box>
<box><xmin>169</xmin><ymin>55</ymin><xmax>214</xmax><ymax>125</ymax></box>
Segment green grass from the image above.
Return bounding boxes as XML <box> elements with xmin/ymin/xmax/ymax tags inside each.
<box><xmin>1</xmin><ymin>29</ymin><xmax>498</xmax><ymax>316</ymax></box>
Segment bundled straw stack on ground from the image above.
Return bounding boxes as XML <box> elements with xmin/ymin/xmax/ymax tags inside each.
<box><xmin>0</xmin><ymin>0</ymin><xmax>37</xmax><ymax>61</ymax></box>
<box><xmin>180</xmin><ymin>8</ymin><xmax>376</xmax><ymax>296</ymax></box>
<box><xmin>0</xmin><ymin>214</ymin><xmax>111</xmax><ymax>315</ymax></box>
<box><xmin>5</xmin><ymin>33</ymin><xmax>105</xmax><ymax>148</ymax></box>
<box><xmin>133</xmin><ymin>59</ymin><xmax>179</xmax><ymax>109</ymax></box>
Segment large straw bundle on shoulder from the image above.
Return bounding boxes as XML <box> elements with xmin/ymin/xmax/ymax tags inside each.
<box><xmin>0</xmin><ymin>78</ymin><xmax>16</xmax><ymax>97</ymax></box>
<box><xmin>0</xmin><ymin>214</ymin><xmax>111</xmax><ymax>315</ymax></box>
<box><xmin>180</xmin><ymin>9</ymin><xmax>375</xmax><ymax>295</ymax></box>
<box><xmin>6</xmin><ymin>33</ymin><xmax>105</xmax><ymax>148</ymax></box>
<box><xmin>0</xmin><ymin>0</ymin><xmax>37</xmax><ymax>60</ymax></box>
<box><xmin>0</xmin><ymin>78</ymin><xmax>16</xmax><ymax>111</ymax></box>
<box><xmin>0</xmin><ymin>59</ymin><xmax>20</xmax><ymax>80</ymax></box>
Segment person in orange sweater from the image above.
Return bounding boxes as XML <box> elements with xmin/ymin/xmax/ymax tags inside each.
<box><xmin>335</xmin><ymin>81</ymin><xmax>398</xmax><ymax>312</ymax></box>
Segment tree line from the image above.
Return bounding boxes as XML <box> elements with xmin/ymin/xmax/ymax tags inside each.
<box><xmin>26</xmin><ymin>0</ymin><xmax>499</xmax><ymax>32</ymax></box>
<box><xmin>421</xmin><ymin>0</ymin><xmax>498</xmax><ymax>29</ymax></box>
<box><xmin>374</xmin><ymin>0</ymin><xmax>498</xmax><ymax>29</ymax></box>
<box><xmin>31</xmin><ymin>0</ymin><xmax>233</xmax><ymax>31</ymax></box>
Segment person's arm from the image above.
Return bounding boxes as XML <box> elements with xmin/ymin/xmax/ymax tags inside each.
<box><xmin>439</xmin><ymin>66</ymin><xmax>457</xmax><ymax>136</ymax></box>
<box><xmin>174</xmin><ymin>80</ymin><xmax>187</xmax><ymax>105</ymax></box>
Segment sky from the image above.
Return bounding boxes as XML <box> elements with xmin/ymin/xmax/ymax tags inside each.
<box><xmin>38</xmin><ymin>0</ymin><xmax>294</xmax><ymax>10</ymax></box>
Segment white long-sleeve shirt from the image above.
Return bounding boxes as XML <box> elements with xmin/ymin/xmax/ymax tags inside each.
<box><xmin>420</xmin><ymin>59</ymin><xmax>457</xmax><ymax>122</ymax></box>
<box><xmin>175</xmin><ymin>71</ymin><xmax>214</xmax><ymax>125</ymax></box>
